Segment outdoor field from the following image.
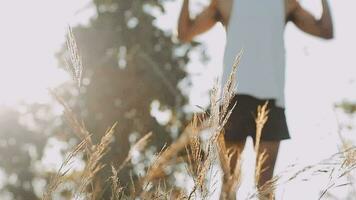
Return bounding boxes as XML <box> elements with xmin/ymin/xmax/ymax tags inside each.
<box><xmin>0</xmin><ymin>0</ymin><xmax>355</xmax><ymax>199</ymax></box>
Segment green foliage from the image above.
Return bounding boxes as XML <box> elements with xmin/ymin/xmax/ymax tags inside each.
<box><xmin>336</xmin><ymin>101</ymin><xmax>356</xmax><ymax>115</ymax></box>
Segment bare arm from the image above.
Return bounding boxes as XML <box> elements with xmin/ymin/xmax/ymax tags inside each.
<box><xmin>289</xmin><ymin>0</ymin><xmax>334</xmax><ymax>39</ymax></box>
<box><xmin>178</xmin><ymin>0</ymin><xmax>219</xmax><ymax>42</ymax></box>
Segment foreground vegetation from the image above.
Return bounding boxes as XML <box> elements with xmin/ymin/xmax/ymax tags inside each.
<box><xmin>40</xmin><ymin>30</ymin><xmax>356</xmax><ymax>200</ymax></box>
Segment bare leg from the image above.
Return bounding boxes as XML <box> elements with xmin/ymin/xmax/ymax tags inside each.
<box><xmin>226</xmin><ymin>140</ymin><xmax>246</xmax><ymax>174</ymax></box>
<box><xmin>256</xmin><ymin>141</ymin><xmax>280</xmax><ymax>199</ymax></box>
<box><xmin>220</xmin><ymin>139</ymin><xmax>246</xmax><ymax>200</ymax></box>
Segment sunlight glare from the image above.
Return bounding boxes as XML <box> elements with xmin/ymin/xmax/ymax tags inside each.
<box><xmin>0</xmin><ymin>0</ymin><xmax>93</xmax><ymax>106</ymax></box>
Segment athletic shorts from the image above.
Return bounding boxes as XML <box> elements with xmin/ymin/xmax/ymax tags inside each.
<box><xmin>223</xmin><ymin>94</ymin><xmax>290</xmax><ymax>142</ymax></box>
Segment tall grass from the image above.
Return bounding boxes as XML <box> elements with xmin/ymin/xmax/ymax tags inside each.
<box><xmin>42</xmin><ymin>29</ymin><xmax>356</xmax><ymax>200</ymax></box>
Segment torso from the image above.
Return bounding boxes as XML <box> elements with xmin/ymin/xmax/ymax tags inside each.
<box><xmin>220</xmin><ymin>0</ymin><xmax>288</xmax><ymax>107</ymax></box>
<box><xmin>216</xmin><ymin>0</ymin><xmax>297</xmax><ymax>26</ymax></box>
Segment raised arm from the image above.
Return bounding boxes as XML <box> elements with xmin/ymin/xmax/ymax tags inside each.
<box><xmin>288</xmin><ymin>0</ymin><xmax>334</xmax><ymax>39</ymax></box>
<box><xmin>178</xmin><ymin>0</ymin><xmax>219</xmax><ymax>42</ymax></box>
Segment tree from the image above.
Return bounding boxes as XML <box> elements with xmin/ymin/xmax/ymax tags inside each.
<box><xmin>58</xmin><ymin>0</ymin><xmax>197</xmax><ymax>196</ymax></box>
<box><xmin>0</xmin><ymin>104</ymin><xmax>55</xmax><ymax>200</ymax></box>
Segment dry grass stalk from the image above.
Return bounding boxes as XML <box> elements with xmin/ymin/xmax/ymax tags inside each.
<box><xmin>211</xmin><ymin>52</ymin><xmax>241</xmax><ymax>200</ymax></box>
<box><xmin>208</xmin><ymin>51</ymin><xmax>241</xmax><ymax>143</ymax></box>
<box><xmin>171</xmin><ymin>187</ymin><xmax>188</xmax><ymax>200</ymax></box>
<box><xmin>76</xmin><ymin>123</ymin><xmax>117</xmax><ymax>200</ymax></box>
<box><xmin>66</xmin><ymin>26</ymin><xmax>83</xmax><ymax>89</ymax></box>
<box><xmin>250</xmin><ymin>157</ymin><xmax>332</xmax><ymax>199</ymax></box>
<box><xmin>216</xmin><ymin>134</ymin><xmax>229</xmax><ymax>175</ymax></box>
<box><xmin>249</xmin><ymin>175</ymin><xmax>280</xmax><ymax>200</ymax></box>
<box><xmin>139</xmin><ymin>145</ymin><xmax>168</xmax><ymax>199</ymax></box>
<box><xmin>219</xmin><ymin>51</ymin><xmax>241</xmax><ymax>126</ymax></box>
<box><xmin>46</xmin><ymin>48</ymin><xmax>243</xmax><ymax>200</ymax></box>
<box><xmin>254</xmin><ymin>101</ymin><xmax>269</xmax><ymax>155</ymax></box>
<box><xmin>316</xmin><ymin>112</ymin><xmax>356</xmax><ymax>199</ymax></box>
<box><xmin>212</xmin><ymin>52</ymin><xmax>241</xmax><ymax>169</ymax></box>
<box><xmin>140</xmin><ymin>179</ymin><xmax>182</xmax><ymax>200</ymax></box>
<box><xmin>61</xmin><ymin>27</ymin><xmax>90</xmax><ymax>144</ymax></box>
<box><xmin>48</xmin><ymin>28</ymin><xmax>112</xmax><ymax>198</ymax></box>
<box><xmin>328</xmin><ymin>110</ymin><xmax>356</xmax><ymax>198</ymax></box>
<box><xmin>43</xmin><ymin>138</ymin><xmax>89</xmax><ymax>200</ymax></box>
<box><xmin>218</xmin><ymin>133</ymin><xmax>242</xmax><ymax>200</ymax></box>
<box><xmin>143</xmin><ymin>117</ymin><xmax>208</xmax><ymax>182</ymax></box>
<box><xmin>209</xmin><ymin>80</ymin><xmax>221</xmax><ymax>133</ymax></box>
<box><xmin>185</xmin><ymin>117</ymin><xmax>212</xmax><ymax>199</ymax></box>
<box><xmin>110</xmin><ymin>165</ymin><xmax>124</xmax><ymax>200</ymax></box>
<box><xmin>186</xmin><ymin>52</ymin><xmax>241</xmax><ymax>200</ymax></box>
<box><xmin>319</xmin><ymin>146</ymin><xmax>356</xmax><ymax>199</ymax></box>
<box><xmin>49</xmin><ymin>89</ymin><xmax>94</xmax><ymax>149</ymax></box>
<box><xmin>142</xmin><ymin>51</ymin><xmax>241</xmax><ymax>199</ymax></box>
<box><xmin>50</xmin><ymin>27</ymin><xmax>93</xmax><ymax>149</ymax></box>
<box><xmin>254</xmin><ymin>101</ymin><xmax>269</xmax><ymax>187</ymax></box>
<box><xmin>49</xmin><ymin>88</ymin><xmax>114</xmax><ymax>199</ymax></box>
<box><xmin>340</xmin><ymin>143</ymin><xmax>356</xmax><ymax>197</ymax></box>
<box><xmin>97</xmin><ymin>132</ymin><xmax>153</xmax><ymax>199</ymax></box>
<box><xmin>255</xmin><ymin>150</ymin><xmax>268</xmax><ymax>188</ymax></box>
<box><xmin>117</xmin><ymin>132</ymin><xmax>152</xmax><ymax>173</ymax></box>
<box><xmin>249</xmin><ymin>146</ymin><xmax>356</xmax><ymax>200</ymax></box>
<box><xmin>46</xmin><ymin>41</ymin><xmax>356</xmax><ymax>200</ymax></box>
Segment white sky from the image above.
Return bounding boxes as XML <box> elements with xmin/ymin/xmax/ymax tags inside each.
<box><xmin>0</xmin><ymin>0</ymin><xmax>355</xmax><ymax>199</ymax></box>
<box><xmin>0</xmin><ymin>0</ymin><xmax>94</xmax><ymax>105</ymax></box>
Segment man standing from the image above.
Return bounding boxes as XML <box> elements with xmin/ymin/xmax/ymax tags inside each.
<box><xmin>178</xmin><ymin>0</ymin><xmax>333</xmax><ymax>198</ymax></box>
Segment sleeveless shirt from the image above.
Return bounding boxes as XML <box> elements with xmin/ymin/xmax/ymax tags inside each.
<box><xmin>222</xmin><ymin>0</ymin><xmax>286</xmax><ymax>107</ymax></box>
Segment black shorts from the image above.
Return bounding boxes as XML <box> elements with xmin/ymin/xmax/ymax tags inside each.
<box><xmin>223</xmin><ymin>94</ymin><xmax>290</xmax><ymax>142</ymax></box>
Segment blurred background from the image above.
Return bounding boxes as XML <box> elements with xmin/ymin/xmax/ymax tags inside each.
<box><xmin>0</xmin><ymin>0</ymin><xmax>355</xmax><ymax>199</ymax></box>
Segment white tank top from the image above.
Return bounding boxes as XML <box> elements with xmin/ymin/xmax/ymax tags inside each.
<box><xmin>222</xmin><ymin>0</ymin><xmax>286</xmax><ymax>107</ymax></box>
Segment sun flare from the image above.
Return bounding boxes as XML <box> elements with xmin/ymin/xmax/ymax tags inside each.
<box><xmin>0</xmin><ymin>0</ymin><xmax>92</xmax><ymax>105</ymax></box>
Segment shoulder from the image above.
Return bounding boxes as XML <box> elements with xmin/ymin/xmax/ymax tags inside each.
<box><xmin>285</xmin><ymin>0</ymin><xmax>300</xmax><ymax>21</ymax></box>
<box><xmin>208</xmin><ymin>0</ymin><xmax>218</xmax><ymax>11</ymax></box>
<box><xmin>208</xmin><ymin>0</ymin><xmax>222</xmax><ymax>22</ymax></box>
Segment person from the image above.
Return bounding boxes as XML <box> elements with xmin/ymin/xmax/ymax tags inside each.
<box><xmin>178</xmin><ymin>0</ymin><xmax>333</xmax><ymax>198</ymax></box>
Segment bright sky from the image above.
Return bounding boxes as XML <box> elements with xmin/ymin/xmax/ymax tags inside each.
<box><xmin>0</xmin><ymin>0</ymin><xmax>355</xmax><ymax>199</ymax></box>
<box><xmin>0</xmin><ymin>0</ymin><xmax>94</xmax><ymax>105</ymax></box>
